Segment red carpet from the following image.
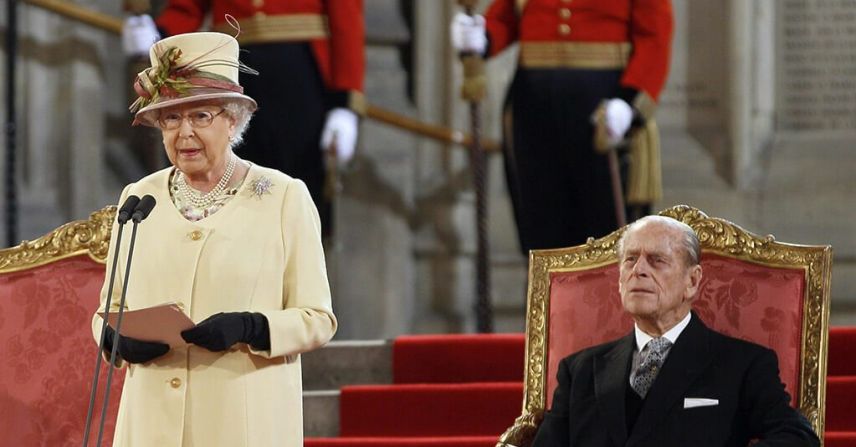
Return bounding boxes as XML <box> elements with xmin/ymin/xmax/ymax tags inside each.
<box><xmin>306</xmin><ymin>330</ymin><xmax>856</xmax><ymax>446</ymax></box>
<box><xmin>392</xmin><ymin>334</ymin><xmax>525</xmax><ymax>384</ymax></box>
<box><xmin>829</xmin><ymin>327</ymin><xmax>856</xmax><ymax>376</ymax></box>
<box><xmin>339</xmin><ymin>382</ymin><xmax>522</xmax><ymax>437</ymax></box>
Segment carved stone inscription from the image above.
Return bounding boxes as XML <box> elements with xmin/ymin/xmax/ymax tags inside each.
<box><xmin>778</xmin><ymin>0</ymin><xmax>856</xmax><ymax>131</ymax></box>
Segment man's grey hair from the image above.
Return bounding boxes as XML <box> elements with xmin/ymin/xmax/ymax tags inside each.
<box><xmin>222</xmin><ymin>101</ymin><xmax>255</xmax><ymax>149</ymax></box>
<box><xmin>617</xmin><ymin>215</ymin><xmax>700</xmax><ymax>266</ymax></box>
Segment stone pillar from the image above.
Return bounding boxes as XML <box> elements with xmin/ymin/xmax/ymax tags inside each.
<box><xmin>7</xmin><ymin>0</ymin><xmax>122</xmax><ymax>242</ymax></box>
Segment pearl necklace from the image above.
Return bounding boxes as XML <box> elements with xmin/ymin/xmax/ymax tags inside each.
<box><xmin>175</xmin><ymin>155</ymin><xmax>237</xmax><ymax>208</ymax></box>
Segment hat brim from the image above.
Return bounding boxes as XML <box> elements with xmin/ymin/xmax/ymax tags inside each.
<box><xmin>134</xmin><ymin>92</ymin><xmax>258</xmax><ymax>127</ymax></box>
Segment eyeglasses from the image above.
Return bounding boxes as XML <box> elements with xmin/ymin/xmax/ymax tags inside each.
<box><xmin>158</xmin><ymin>109</ymin><xmax>226</xmax><ymax>130</ymax></box>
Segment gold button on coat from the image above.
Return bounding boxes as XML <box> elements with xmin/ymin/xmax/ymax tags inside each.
<box><xmin>170</xmin><ymin>378</ymin><xmax>182</xmax><ymax>388</ymax></box>
<box><xmin>190</xmin><ymin>230</ymin><xmax>203</xmax><ymax>241</ymax></box>
<box><xmin>560</xmin><ymin>8</ymin><xmax>571</xmax><ymax>19</ymax></box>
<box><xmin>559</xmin><ymin>24</ymin><xmax>571</xmax><ymax>35</ymax></box>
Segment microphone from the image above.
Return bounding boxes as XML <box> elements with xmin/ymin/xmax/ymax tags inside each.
<box><xmin>131</xmin><ymin>195</ymin><xmax>156</xmax><ymax>223</ymax></box>
<box><xmin>117</xmin><ymin>195</ymin><xmax>140</xmax><ymax>225</ymax></box>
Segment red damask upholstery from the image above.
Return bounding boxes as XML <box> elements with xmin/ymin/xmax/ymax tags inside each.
<box><xmin>0</xmin><ymin>207</ymin><xmax>121</xmax><ymax>446</ymax></box>
<box><xmin>545</xmin><ymin>254</ymin><xmax>805</xmax><ymax>408</ymax></box>
<box><xmin>499</xmin><ymin>205</ymin><xmax>832</xmax><ymax>447</ymax></box>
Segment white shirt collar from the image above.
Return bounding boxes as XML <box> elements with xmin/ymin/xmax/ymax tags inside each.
<box><xmin>634</xmin><ymin>312</ymin><xmax>692</xmax><ymax>352</ymax></box>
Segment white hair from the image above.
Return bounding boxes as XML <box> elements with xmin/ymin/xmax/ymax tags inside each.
<box><xmin>617</xmin><ymin>215</ymin><xmax>700</xmax><ymax>266</ymax></box>
<box><xmin>222</xmin><ymin>101</ymin><xmax>255</xmax><ymax>149</ymax></box>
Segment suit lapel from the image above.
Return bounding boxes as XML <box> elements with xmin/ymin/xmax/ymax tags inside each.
<box><xmin>626</xmin><ymin>314</ymin><xmax>716</xmax><ymax>446</ymax></box>
<box><xmin>594</xmin><ymin>334</ymin><xmax>634</xmax><ymax>447</ymax></box>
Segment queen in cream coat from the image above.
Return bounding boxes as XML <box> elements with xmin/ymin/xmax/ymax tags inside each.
<box><xmin>91</xmin><ymin>31</ymin><xmax>338</xmax><ymax>446</ymax></box>
<box><xmin>92</xmin><ymin>165</ymin><xmax>336</xmax><ymax>446</ymax></box>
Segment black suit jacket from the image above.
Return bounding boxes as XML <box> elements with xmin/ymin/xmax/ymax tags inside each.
<box><xmin>532</xmin><ymin>314</ymin><xmax>820</xmax><ymax>447</ymax></box>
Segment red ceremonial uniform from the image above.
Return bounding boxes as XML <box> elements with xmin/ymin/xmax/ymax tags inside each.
<box><xmin>481</xmin><ymin>0</ymin><xmax>673</xmax><ymax>253</ymax></box>
<box><xmin>485</xmin><ymin>0</ymin><xmax>671</xmax><ymax>108</ymax></box>
<box><xmin>154</xmin><ymin>0</ymin><xmax>365</xmax><ymax>236</ymax></box>
<box><xmin>157</xmin><ymin>0</ymin><xmax>365</xmax><ymax>109</ymax></box>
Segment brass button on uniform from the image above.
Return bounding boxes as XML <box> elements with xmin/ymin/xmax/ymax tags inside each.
<box><xmin>559</xmin><ymin>8</ymin><xmax>571</xmax><ymax>19</ymax></box>
<box><xmin>252</xmin><ymin>0</ymin><xmax>264</xmax><ymax>7</ymax></box>
<box><xmin>170</xmin><ymin>378</ymin><xmax>182</xmax><ymax>388</ymax></box>
<box><xmin>561</xmin><ymin>0</ymin><xmax>572</xmax><ymax>3</ymax></box>
<box><xmin>558</xmin><ymin>24</ymin><xmax>571</xmax><ymax>35</ymax></box>
<box><xmin>189</xmin><ymin>230</ymin><xmax>203</xmax><ymax>241</ymax></box>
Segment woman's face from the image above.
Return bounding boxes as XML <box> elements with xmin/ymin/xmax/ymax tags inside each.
<box><xmin>158</xmin><ymin>101</ymin><xmax>236</xmax><ymax>180</ymax></box>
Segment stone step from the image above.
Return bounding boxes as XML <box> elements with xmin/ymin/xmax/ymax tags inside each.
<box><xmin>304</xmin><ymin>390</ymin><xmax>340</xmax><ymax>437</ymax></box>
<box><xmin>301</xmin><ymin>340</ymin><xmax>392</xmax><ymax>437</ymax></box>
<box><xmin>301</xmin><ymin>340</ymin><xmax>393</xmax><ymax>391</ymax></box>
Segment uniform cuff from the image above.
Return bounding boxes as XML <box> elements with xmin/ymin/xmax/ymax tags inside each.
<box><xmin>617</xmin><ymin>87</ymin><xmax>657</xmax><ymax>124</ymax></box>
<box><xmin>326</xmin><ymin>90</ymin><xmax>367</xmax><ymax>117</ymax></box>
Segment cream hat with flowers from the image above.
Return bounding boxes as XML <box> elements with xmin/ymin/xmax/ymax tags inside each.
<box><xmin>130</xmin><ymin>32</ymin><xmax>257</xmax><ymax>126</ymax></box>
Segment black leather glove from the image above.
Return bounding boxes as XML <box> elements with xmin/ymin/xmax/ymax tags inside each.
<box><xmin>181</xmin><ymin>312</ymin><xmax>271</xmax><ymax>352</ymax></box>
<box><xmin>102</xmin><ymin>325</ymin><xmax>170</xmax><ymax>364</ymax></box>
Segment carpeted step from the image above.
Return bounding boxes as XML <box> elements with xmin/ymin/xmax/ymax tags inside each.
<box><xmin>339</xmin><ymin>382</ymin><xmax>522</xmax><ymax>437</ymax></box>
<box><xmin>305</xmin><ymin>436</ymin><xmax>498</xmax><ymax>447</ymax></box>
<box><xmin>824</xmin><ymin>432</ymin><xmax>856</xmax><ymax>447</ymax></box>
<box><xmin>829</xmin><ymin>327</ymin><xmax>856</xmax><ymax>376</ymax></box>
<box><xmin>826</xmin><ymin>376</ymin><xmax>856</xmax><ymax>431</ymax></box>
<box><xmin>393</xmin><ymin>334</ymin><xmax>525</xmax><ymax>384</ymax></box>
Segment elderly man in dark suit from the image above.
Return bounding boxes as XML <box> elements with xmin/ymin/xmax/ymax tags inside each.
<box><xmin>532</xmin><ymin>216</ymin><xmax>820</xmax><ymax>447</ymax></box>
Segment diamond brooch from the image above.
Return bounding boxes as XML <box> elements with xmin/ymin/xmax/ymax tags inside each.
<box><xmin>249</xmin><ymin>176</ymin><xmax>273</xmax><ymax>199</ymax></box>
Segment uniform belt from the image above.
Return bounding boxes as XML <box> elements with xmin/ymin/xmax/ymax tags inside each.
<box><xmin>519</xmin><ymin>42</ymin><xmax>632</xmax><ymax>69</ymax></box>
<box><xmin>213</xmin><ymin>14</ymin><xmax>329</xmax><ymax>44</ymax></box>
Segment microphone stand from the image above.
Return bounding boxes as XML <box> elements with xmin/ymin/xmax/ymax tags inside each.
<box><xmin>82</xmin><ymin>194</ymin><xmax>155</xmax><ymax>446</ymax></box>
<box><xmin>82</xmin><ymin>196</ymin><xmax>138</xmax><ymax>446</ymax></box>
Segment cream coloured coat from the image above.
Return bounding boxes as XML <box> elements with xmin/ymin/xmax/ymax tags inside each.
<box><xmin>91</xmin><ymin>165</ymin><xmax>337</xmax><ymax>447</ymax></box>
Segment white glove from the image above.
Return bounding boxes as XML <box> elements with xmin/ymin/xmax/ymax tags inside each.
<box><xmin>122</xmin><ymin>14</ymin><xmax>160</xmax><ymax>57</ymax></box>
<box><xmin>604</xmin><ymin>98</ymin><xmax>634</xmax><ymax>146</ymax></box>
<box><xmin>450</xmin><ymin>12</ymin><xmax>487</xmax><ymax>54</ymax></box>
<box><xmin>320</xmin><ymin>108</ymin><xmax>359</xmax><ymax>166</ymax></box>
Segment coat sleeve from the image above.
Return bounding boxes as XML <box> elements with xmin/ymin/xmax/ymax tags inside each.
<box><xmin>254</xmin><ymin>179</ymin><xmax>337</xmax><ymax>359</ymax></box>
<box><xmin>744</xmin><ymin>348</ymin><xmax>821</xmax><ymax>446</ymax></box>
<box><xmin>156</xmin><ymin>0</ymin><xmax>211</xmax><ymax>36</ymax></box>
<box><xmin>484</xmin><ymin>0</ymin><xmax>520</xmax><ymax>57</ymax></box>
<box><xmin>532</xmin><ymin>356</ymin><xmax>573</xmax><ymax>447</ymax></box>
<box><xmin>619</xmin><ymin>0</ymin><xmax>674</xmax><ymax>119</ymax></box>
<box><xmin>317</xmin><ymin>0</ymin><xmax>365</xmax><ymax>113</ymax></box>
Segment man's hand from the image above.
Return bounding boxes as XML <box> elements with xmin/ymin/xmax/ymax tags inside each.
<box><xmin>103</xmin><ymin>325</ymin><xmax>169</xmax><ymax>364</ymax></box>
<box><xmin>604</xmin><ymin>98</ymin><xmax>634</xmax><ymax>146</ymax></box>
<box><xmin>181</xmin><ymin>312</ymin><xmax>270</xmax><ymax>352</ymax></box>
<box><xmin>450</xmin><ymin>12</ymin><xmax>487</xmax><ymax>54</ymax></box>
<box><xmin>320</xmin><ymin>108</ymin><xmax>359</xmax><ymax>167</ymax></box>
<box><xmin>122</xmin><ymin>14</ymin><xmax>160</xmax><ymax>57</ymax></box>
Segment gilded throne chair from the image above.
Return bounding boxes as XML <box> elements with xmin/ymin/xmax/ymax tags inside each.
<box><xmin>0</xmin><ymin>206</ymin><xmax>123</xmax><ymax>445</ymax></box>
<box><xmin>498</xmin><ymin>205</ymin><xmax>832</xmax><ymax>446</ymax></box>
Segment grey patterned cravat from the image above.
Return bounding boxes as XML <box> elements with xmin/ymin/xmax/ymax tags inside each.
<box><xmin>631</xmin><ymin>337</ymin><xmax>673</xmax><ymax>399</ymax></box>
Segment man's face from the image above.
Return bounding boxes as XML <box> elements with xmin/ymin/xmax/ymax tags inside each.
<box><xmin>618</xmin><ymin>221</ymin><xmax>702</xmax><ymax>325</ymax></box>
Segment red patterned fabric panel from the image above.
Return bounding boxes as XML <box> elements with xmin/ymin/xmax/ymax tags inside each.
<box><xmin>0</xmin><ymin>255</ymin><xmax>123</xmax><ymax>446</ymax></box>
<box><xmin>546</xmin><ymin>254</ymin><xmax>805</xmax><ymax>408</ymax></box>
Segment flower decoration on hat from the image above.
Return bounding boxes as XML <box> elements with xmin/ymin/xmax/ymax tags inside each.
<box><xmin>130</xmin><ymin>47</ymin><xmax>257</xmax><ymax>112</ymax></box>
